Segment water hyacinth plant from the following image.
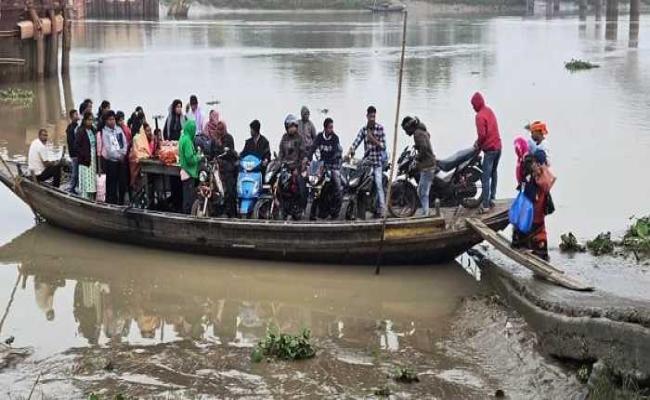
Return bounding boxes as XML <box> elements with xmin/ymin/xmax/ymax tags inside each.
<box><xmin>251</xmin><ymin>325</ymin><xmax>316</xmax><ymax>362</ymax></box>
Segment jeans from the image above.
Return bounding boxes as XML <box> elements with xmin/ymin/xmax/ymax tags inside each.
<box><xmin>68</xmin><ymin>157</ymin><xmax>79</xmax><ymax>193</ymax></box>
<box><xmin>481</xmin><ymin>150</ymin><xmax>501</xmax><ymax>208</ymax></box>
<box><xmin>182</xmin><ymin>178</ymin><xmax>196</xmax><ymax>214</ymax></box>
<box><xmin>418</xmin><ymin>168</ymin><xmax>435</xmax><ymax>215</ymax></box>
<box><xmin>372</xmin><ymin>165</ymin><xmax>386</xmax><ymax>214</ymax></box>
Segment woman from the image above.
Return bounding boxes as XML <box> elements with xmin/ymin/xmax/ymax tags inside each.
<box><xmin>512</xmin><ymin>150</ymin><xmax>556</xmax><ymax>261</ymax></box>
<box><xmin>203</xmin><ymin>109</ymin><xmax>220</xmax><ymax>139</ymax></box>
<box><xmin>129</xmin><ymin>122</ymin><xmax>158</xmax><ymax>190</ymax></box>
<box><xmin>195</xmin><ymin>109</ymin><xmax>219</xmax><ymax>159</ymax></box>
<box><xmin>75</xmin><ymin>111</ymin><xmax>98</xmax><ymax>200</ymax></box>
<box><xmin>178</xmin><ymin>120</ymin><xmax>201</xmax><ymax>214</ymax></box>
<box><xmin>163</xmin><ymin>99</ymin><xmax>184</xmax><ymax>141</ymax></box>
<box><xmin>213</xmin><ymin>120</ymin><xmax>238</xmax><ymax>217</ymax></box>
<box><xmin>96</xmin><ymin>100</ymin><xmax>111</xmax><ymax>131</ymax></box>
<box><xmin>127</xmin><ymin>106</ymin><xmax>146</xmax><ymax>137</ymax></box>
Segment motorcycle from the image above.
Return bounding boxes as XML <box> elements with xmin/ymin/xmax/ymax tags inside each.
<box><xmin>252</xmin><ymin>157</ymin><xmax>281</xmax><ymax>220</ymax></box>
<box><xmin>340</xmin><ymin>158</ymin><xmax>389</xmax><ymax>220</ymax></box>
<box><xmin>306</xmin><ymin>160</ymin><xmax>341</xmax><ymax>220</ymax></box>
<box><xmin>237</xmin><ymin>153</ymin><xmax>263</xmax><ymax>218</ymax></box>
<box><xmin>388</xmin><ymin>146</ymin><xmax>483</xmax><ymax>218</ymax></box>
<box><xmin>191</xmin><ymin>153</ymin><xmax>226</xmax><ymax>218</ymax></box>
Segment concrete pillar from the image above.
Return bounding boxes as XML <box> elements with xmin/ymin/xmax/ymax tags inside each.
<box><xmin>45</xmin><ymin>9</ymin><xmax>59</xmax><ymax>77</ymax></box>
<box><xmin>579</xmin><ymin>0</ymin><xmax>587</xmax><ymax>20</ymax></box>
<box><xmin>553</xmin><ymin>0</ymin><xmax>560</xmax><ymax>13</ymax></box>
<box><xmin>605</xmin><ymin>0</ymin><xmax>618</xmax><ymax>22</ymax></box>
<box><xmin>629</xmin><ymin>0</ymin><xmax>640</xmax><ymax>47</ymax></box>
<box><xmin>526</xmin><ymin>0</ymin><xmax>535</xmax><ymax>15</ymax></box>
<box><xmin>594</xmin><ymin>0</ymin><xmax>602</xmax><ymax>21</ymax></box>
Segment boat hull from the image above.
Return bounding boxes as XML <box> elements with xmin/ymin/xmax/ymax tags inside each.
<box><xmin>0</xmin><ymin>166</ymin><xmax>509</xmax><ymax>265</ymax></box>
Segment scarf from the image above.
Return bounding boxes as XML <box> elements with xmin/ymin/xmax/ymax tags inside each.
<box><xmin>204</xmin><ymin>110</ymin><xmax>220</xmax><ymax>138</ymax></box>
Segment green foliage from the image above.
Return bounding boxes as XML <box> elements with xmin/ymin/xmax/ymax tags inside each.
<box><xmin>565</xmin><ymin>58</ymin><xmax>600</xmax><ymax>71</ymax></box>
<box><xmin>0</xmin><ymin>88</ymin><xmax>34</xmax><ymax>107</ymax></box>
<box><xmin>559</xmin><ymin>232</ymin><xmax>586</xmax><ymax>253</ymax></box>
<box><xmin>589</xmin><ymin>370</ymin><xmax>650</xmax><ymax>400</ymax></box>
<box><xmin>577</xmin><ymin>364</ymin><xmax>591</xmax><ymax>383</ymax></box>
<box><xmin>622</xmin><ymin>216</ymin><xmax>650</xmax><ymax>256</ymax></box>
<box><xmin>392</xmin><ymin>366</ymin><xmax>419</xmax><ymax>383</ymax></box>
<box><xmin>251</xmin><ymin>325</ymin><xmax>316</xmax><ymax>362</ymax></box>
<box><xmin>586</xmin><ymin>232</ymin><xmax>615</xmax><ymax>256</ymax></box>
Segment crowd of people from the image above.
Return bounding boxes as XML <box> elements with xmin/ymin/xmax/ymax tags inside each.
<box><xmin>25</xmin><ymin>91</ymin><xmax>554</xmax><ymax>259</ymax></box>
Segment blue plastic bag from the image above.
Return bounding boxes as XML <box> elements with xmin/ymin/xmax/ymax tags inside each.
<box><xmin>509</xmin><ymin>190</ymin><xmax>534</xmax><ymax>234</ymax></box>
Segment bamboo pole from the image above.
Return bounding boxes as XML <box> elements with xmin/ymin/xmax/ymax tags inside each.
<box><xmin>0</xmin><ymin>271</ymin><xmax>21</xmax><ymax>335</ymax></box>
<box><xmin>375</xmin><ymin>10</ymin><xmax>408</xmax><ymax>275</ymax></box>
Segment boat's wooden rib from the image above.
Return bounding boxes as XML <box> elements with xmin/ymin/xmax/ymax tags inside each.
<box><xmin>0</xmin><ymin>161</ymin><xmax>510</xmax><ymax>265</ymax></box>
<box><xmin>466</xmin><ymin>218</ymin><xmax>594</xmax><ymax>291</ymax></box>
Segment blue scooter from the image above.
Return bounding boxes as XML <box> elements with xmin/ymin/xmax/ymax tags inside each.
<box><xmin>237</xmin><ymin>153</ymin><xmax>263</xmax><ymax>217</ymax></box>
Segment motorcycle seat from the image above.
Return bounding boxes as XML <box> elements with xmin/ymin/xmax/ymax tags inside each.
<box><xmin>436</xmin><ymin>147</ymin><xmax>477</xmax><ymax>172</ymax></box>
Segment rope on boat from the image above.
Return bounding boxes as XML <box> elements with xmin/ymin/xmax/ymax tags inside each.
<box><xmin>375</xmin><ymin>10</ymin><xmax>408</xmax><ymax>275</ymax></box>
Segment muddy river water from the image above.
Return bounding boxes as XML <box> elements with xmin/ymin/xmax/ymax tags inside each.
<box><xmin>0</xmin><ymin>8</ymin><xmax>649</xmax><ymax>398</ymax></box>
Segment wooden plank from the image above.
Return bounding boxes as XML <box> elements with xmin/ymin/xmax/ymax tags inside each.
<box><xmin>466</xmin><ymin>218</ymin><xmax>594</xmax><ymax>292</ymax></box>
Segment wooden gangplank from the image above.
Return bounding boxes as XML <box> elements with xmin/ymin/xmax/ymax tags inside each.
<box><xmin>466</xmin><ymin>218</ymin><xmax>594</xmax><ymax>292</ymax></box>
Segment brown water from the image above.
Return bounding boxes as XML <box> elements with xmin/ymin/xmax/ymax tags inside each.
<box><xmin>0</xmin><ymin>9</ymin><xmax>647</xmax><ymax>398</ymax></box>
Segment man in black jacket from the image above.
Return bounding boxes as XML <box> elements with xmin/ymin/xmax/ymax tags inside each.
<box><xmin>66</xmin><ymin>109</ymin><xmax>80</xmax><ymax>193</ymax></box>
<box><xmin>242</xmin><ymin>120</ymin><xmax>271</xmax><ymax>167</ymax></box>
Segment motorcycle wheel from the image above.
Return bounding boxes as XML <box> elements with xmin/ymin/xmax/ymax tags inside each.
<box><xmin>191</xmin><ymin>198</ymin><xmax>210</xmax><ymax>218</ymax></box>
<box><xmin>388</xmin><ymin>180</ymin><xmax>418</xmax><ymax>218</ymax></box>
<box><xmin>253</xmin><ymin>197</ymin><xmax>280</xmax><ymax>220</ymax></box>
<box><xmin>461</xmin><ymin>183</ymin><xmax>482</xmax><ymax>209</ymax></box>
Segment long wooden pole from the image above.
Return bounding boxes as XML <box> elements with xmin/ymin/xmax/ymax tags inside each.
<box><xmin>375</xmin><ymin>10</ymin><xmax>408</xmax><ymax>275</ymax></box>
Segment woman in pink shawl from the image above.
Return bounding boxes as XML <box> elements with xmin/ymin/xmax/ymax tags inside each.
<box><xmin>514</xmin><ymin>136</ymin><xmax>529</xmax><ymax>184</ymax></box>
<box><xmin>203</xmin><ymin>110</ymin><xmax>220</xmax><ymax>138</ymax></box>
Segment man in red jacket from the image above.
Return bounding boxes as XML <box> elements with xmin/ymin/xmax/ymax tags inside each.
<box><xmin>471</xmin><ymin>92</ymin><xmax>502</xmax><ymax>212</ymax></box>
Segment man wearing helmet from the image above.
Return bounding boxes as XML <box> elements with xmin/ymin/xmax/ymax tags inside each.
<box><xmin>401</xmin><ymin>116</ymin><xmax>436</xmax><ymax>216</ymax></box>
<box><xmin>278</xmin><ymin>114</ymin><xmax>308</xmax><ymax>214</ymax></box>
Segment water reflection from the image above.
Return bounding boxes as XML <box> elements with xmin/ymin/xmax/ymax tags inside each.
<box><xmin>0</xmin><ymin>225</ymin><xmax>477</xmax><ymax>358</ymax></box>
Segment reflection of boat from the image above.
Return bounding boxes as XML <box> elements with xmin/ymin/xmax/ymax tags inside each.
<box><xmin>0</xmin><ymin>161</ymin><xmax>509</xmax><ymax>264</ymax></box>
<box><xmin>367</xmin><ymin>1</ymin><xmax>406</xmax><ymax>12</ymax></box>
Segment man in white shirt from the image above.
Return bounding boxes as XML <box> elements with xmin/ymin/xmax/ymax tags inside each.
<box><xmin>28</xmin><ymin>128</ymin><xmax>61</xmax><ymax>187</ymax></box>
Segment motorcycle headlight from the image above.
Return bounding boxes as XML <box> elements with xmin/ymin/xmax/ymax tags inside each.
<box><xmin>309</xmin><ymin>176</ymin><xmax>318</xmax><ymax>186</ymax></box>
<box><xmin>199</xmin><ymin>171</ymin><xmax>208</xmax><ymax>182</ymax></box>
<box><xmin>242</xmin><ymin>160</ymin><xmax>256</xmax><ymax>172</ymax></box>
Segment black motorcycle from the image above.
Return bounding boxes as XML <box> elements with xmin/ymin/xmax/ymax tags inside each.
<box><xmin>388</xmin><ymin>146</ymin><xmax>483</xmax><ymax>218</ymax></box>
<box><xmin>340</xmin><ymin>158</ymin><xmax>389</xmax><ymax>220</ymax></box>
<box><xmin>253</xmin><ymin>159</ymin><xmax>304</xmax><ymax>220</ymax></box>
<box><xmin>306</xmin><ymin>160</ymin><xmax>341</xmax><ymax>220</ymax></box>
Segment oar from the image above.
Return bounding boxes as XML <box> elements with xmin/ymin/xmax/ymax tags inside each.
<box><xmin>0</xmin><ymin>271</ymin><xmax>21</xmax><ymax>336</ymax></box>
<box><xmin>375</xmin><ymin>10</ymin><xmax>408</xmax><ymax>275</ymax></box>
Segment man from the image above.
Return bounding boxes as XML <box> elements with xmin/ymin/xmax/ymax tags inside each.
<box><xmin>471</xmin><ymin>92</ymin><xmax>502</xmax><ymax>212</ymax></box>
<box><xmin>297</xmin><ymin>106</ymin><xmax>317</xmax><ymax>151</ymax></box>
<box><xmin>525</xmin><ymin>120</ymin><xmax>550</xmax><ymax>165</ymax></box>
<box><xmin>347</xmin><ymin>106</ymin><xmax>387</xmax><ymax>218</ymax></box>
<box><xmin>185</xmin><ymin>95</ymin><xmax>205</xmax><ymax>135</ymax></box>
<box><xmin>308</xmin><ymin>117</ymin><xmax>343</xmax><ymax>219</ymax></box>
<box><xmin>401</xmin><ymin>116</ymin><xmax>436</xmax><ymax>216</ymax></box>
<box><xmin>66</xmin><ymin>109</ymin><xmax>81</xmax><ymax>193</ymax></box>
<box><xmin>28</xmin><ymin>129</ymin><xmax>62</xmax><ymax>187</ymax></box>
<box><xmin>101</xmin><ymin>111</ymin><xmax>129</xmax><ymax>205</ymax></box>
<box><xmin>279</xmin><ymin>114</ymin><xmax>308</xmax><ymax>214</ymax></box>
<box><xmin>243</xmin><ymin>119</ymin><xmax>271</xmax><ymax>167</ymax></box>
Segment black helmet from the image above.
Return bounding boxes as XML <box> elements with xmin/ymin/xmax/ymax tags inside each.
<box><xmin>401</xmin><ymin>116</ymin><xmax>419</xmax><ymax>132</ymax></box>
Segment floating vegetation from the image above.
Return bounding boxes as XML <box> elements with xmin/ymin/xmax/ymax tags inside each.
<box><xmin>251</xmin><ymin>326</ymin><xmax>316</xmax><ymax>362</ymax></box>
<box><xmin>0</xmin><ymin>88</ymin><xmax>34</xmax><ymax>107</ymax></box>
<box><xmin>577</xmin><ymin>364</ymin><xmax>591</xmax><ymax>384</ymax></box>
<box><xmin>622</xmin><ymin>216</ymin><xmax>650</xmax><ymax>258</ymax></box>
<box><xmin>586</xmin><ymin>232</ymin><xmax>615</xmax><ymax>256</ymax></box>
<box><xmin>392</xmin><ymin>366</ymin><xmax>420</xmax><ymax>383</ymax></box>
<box><xmin>565</xmin><ymin>58</ymin><xmax>600</xmax><ymax>71</ymax></box>
<box><xmin>374</xmin><ymin>385</ymin><xmax>392</xmax><ymax>396</ymax></box>
<box><xmin>88</xmin><ymin>394</ymin><xmax>128</xmax><ymax>400</ymax></box>
<box><xmin>559</xmin><ymin>232</ymin><xmax>586</xmax><ymax>253</ymax></box>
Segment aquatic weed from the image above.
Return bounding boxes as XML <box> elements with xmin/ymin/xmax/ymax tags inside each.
<box><xmin>251</xmin><ymin>325</ymin><xmax>316</xmax><ymax>362</ymax></box>
<box><xmin>586</xmin><ymin>232</ymin><xmax>616</xmax><ymax>256</ymax></box>
<box><xmin>392</xmin><ymin>366</ymin><xmax>419</xmax><ymax>383</ymax></box>
<box><xmin>0</xmin><ymin>88</ymin><xmax>34</xmax><ymax>107</ymax></box>
<box><xmin>559</xmin><ymin>232</ymin><xmax>586</xmax><ymax>253</ymax></box>
<box><xmin>622</xmin><ymin>216</ymin><xmax>650</xmax><ymax>257</ymax></box>
<box><xmin>565</xmin><ymin>58</ymin><xmax>600</xmax><ymax>71</ymax></box>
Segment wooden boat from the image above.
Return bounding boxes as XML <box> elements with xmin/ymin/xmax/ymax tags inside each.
<box><xmin>0</xmin><ymin>161</ymin><xmax>510</xmax><ymax>265</ymax></box>
<box><xmin>367</xmin><ymin>1</ymin><xmax>406</xmax><ymax>12</ymax></box>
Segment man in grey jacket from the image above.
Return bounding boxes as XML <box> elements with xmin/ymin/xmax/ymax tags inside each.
<box><xmin>402</xmin><ymin>116</ymin><xmax>436</xmax><ymax>216</ymax></box>
<box><xmin>102</xmin><ymin>110</ymin><xmax>129</xmax><ymax>205</ymax></box>
<box><xmin>298</xmin><ymin>105</ymin><xmax>317</xmax><ymax>151</ymax></box>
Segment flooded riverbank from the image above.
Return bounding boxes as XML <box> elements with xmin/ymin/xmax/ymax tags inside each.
<box><xmin>1</xmin><ymin>9</ymin><xmax>650</xmax><ymax>398</ymax></box>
